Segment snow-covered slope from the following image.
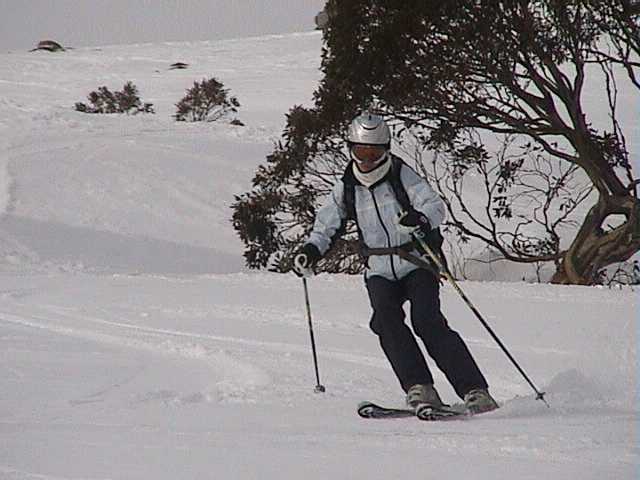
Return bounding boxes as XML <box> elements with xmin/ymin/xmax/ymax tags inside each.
<box><xmin>1</xmin><ymin>33</ymin><xmax>322</xmax><ymax>274</ymax></box>
<box><xmin>0</xmin><ymin>32</ymin><xmax>637</xmax><ymax>480</ymax></box>
<box><xmin>1</xmin><ymin>272</ymin><xmax>637</xmax><ymax>479</ymax></box>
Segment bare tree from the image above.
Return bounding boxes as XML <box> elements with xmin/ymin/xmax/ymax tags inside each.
<box><xmin>394</xmin><ymin>127</ymin><xmax>595</xmax><ymax>280</ymax></box>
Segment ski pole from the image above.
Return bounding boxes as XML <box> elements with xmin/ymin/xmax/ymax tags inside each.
<box><xmin>302</xmin><ymin>277</ymin><xmax>326</xmax><ymax>393</ymax></box>
<box><xmin>413</xmin><ymin>230</ymin><xmax>549</xmax><ymax>407</ymax></box>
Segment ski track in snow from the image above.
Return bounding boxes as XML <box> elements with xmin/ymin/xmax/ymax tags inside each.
<box><xmin>0</xmin><ymin>274</ymin><xmax>635</xmax><ymax>412</ymax></box>
<box><xmin>0</xmin><ymin>121</ymin><xmax>10</xmax><ymax>217</ymax></box>
<box><xmin>0</xmin><ymin>306</ymin><xmax>275</xmax><ymax>405</ymax></box>
<box><xmin>0</xmin><ymin>294</ymin><xmax>393</xmax><ymax>403</ymax></box>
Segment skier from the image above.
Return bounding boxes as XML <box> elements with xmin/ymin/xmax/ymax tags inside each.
<box><xmin>293</xmin><ymin>112</ymin><xmax>498</xmax><ymax>414</ymax></box>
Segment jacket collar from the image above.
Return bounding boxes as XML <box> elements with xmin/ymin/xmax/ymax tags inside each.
<box><xmin>342</xmin><ymin>154</ymin><xmax>398</xmax><ymax>189</ymax></box>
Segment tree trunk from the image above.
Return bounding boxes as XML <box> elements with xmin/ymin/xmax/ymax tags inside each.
<box><xmin>551</xmin><ymin>194</ymin><xmax>640</xmax><ymax>284</ymax></box>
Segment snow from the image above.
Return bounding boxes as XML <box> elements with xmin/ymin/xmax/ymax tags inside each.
<box><xmin>0</xmin><ymin>31</ymin><xmax>638</xmax><ymax>479</ymax></box>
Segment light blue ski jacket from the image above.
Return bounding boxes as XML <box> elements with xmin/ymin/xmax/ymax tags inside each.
<box><xmin>307</xmin><ymin>158</ymin><xmax>446</xmax><ymax>281</ymax></box>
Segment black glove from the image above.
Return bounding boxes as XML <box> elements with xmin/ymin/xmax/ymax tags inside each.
<box><xmin>293</xmin><ymin>243</ymin><xmax>322</xmax><ymax>277</ymax></box>
<box><xmin>397</xmin><ymin>210</ymin><xmax>432</xmax><ymax>235</ymax></box>
<box><xmin>397</xmin><ymin>210</ymin><xmax>444</xmax><ymax>255</ymax></box>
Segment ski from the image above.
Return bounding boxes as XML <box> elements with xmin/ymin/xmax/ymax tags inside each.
<box><xmin>357</xmin><ymin>401</ymin><xmax>416</xmax><ymax>419</ymax></box>
<box><xmin>415</xmin><ymin>403</ymin><xmax>468</xmax><ymax>421</ymax></box>
<box><xmin>357</xmin><ymin>401</ymin><xmax>469</xmax><ymax>421</ymax></box>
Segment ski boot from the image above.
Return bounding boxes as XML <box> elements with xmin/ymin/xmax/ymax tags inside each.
<box><xmin>463</xmin><ymin>388</ymin><xmax>499</xmax><ymax>414</ymax></box>
<box><xmin>406</xmin><ymin>383</ymin><xmax>444</xmax><ymax>410</ymax></box>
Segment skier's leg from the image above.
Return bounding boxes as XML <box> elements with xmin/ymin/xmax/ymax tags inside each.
<box><xmin>365</xmin><ymin>275</ymin><xmax>433</xmax><ymax>392</ymax></box>
<box><xmin>404</xmin><ymin>269</ymin><xmax>488</xmax><ymax>399</ymax></box>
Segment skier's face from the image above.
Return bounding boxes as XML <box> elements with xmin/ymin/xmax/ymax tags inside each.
<box><xmin>351</xmin><ymin>144</ymin><xmax>388</xmax><ymax>172</ymax></box>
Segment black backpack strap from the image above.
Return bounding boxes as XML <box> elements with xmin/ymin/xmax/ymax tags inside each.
<box><xmin>388</xmin><ymin>155</ymin><xmax>413</xmax><ymax>215</ymax></box>
<box><xmin>341</xmin><ymin>169</ymin><xmax>369</xmax><ymax>262</ymax></box>
<box><xmin>343</xmin><ymin>180</ymin><xmax>356</xmax><ymax>222</ymax></box>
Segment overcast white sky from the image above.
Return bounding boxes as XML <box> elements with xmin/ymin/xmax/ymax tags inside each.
<box><xmin>0</xmin><ymin>0</ymin><xmax>327</xmax><ymax>50</ymax></box>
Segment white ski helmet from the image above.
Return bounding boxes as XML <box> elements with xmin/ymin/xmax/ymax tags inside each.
<box><xmin>347</xmin><ymin>112</ymin><xmax>391</xmax><ymax>147</ymax></box>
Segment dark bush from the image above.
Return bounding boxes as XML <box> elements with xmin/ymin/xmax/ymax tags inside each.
<box><xmin>74</xmin><ymin>82</ymin><xmax>154</xmax><ymax>114</ymax></box>
<box><xmin>169</xmin><ymin>62</ymin><xmax>189</xmax><ymax>70</ymax></box>
<box><xmin>31</xmin><ymin>40</ymin><xmax>65</xmax><ymax>52</ymax></box>
<box><xmin>174</xmin><ymin>77</ymin><xmax>240</xmax><ymax>122</ymax></box>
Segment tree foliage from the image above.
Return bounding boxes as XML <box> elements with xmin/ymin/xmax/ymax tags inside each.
<box><xmin>233</xmin><ymin>0</ymin><xmax>640</xmax><ymax>284</ymax></box>
<box><xmin>231</xmin><ymin>106</ymin><xmax>363</xmax><ymax>273</ymax></box>
<box><xmin>174</xmin><ymin>77</ymin><xmax>240</xmax><ymax>122</ymax></box>
<box><xmin>75</xmin><ymin>82</ymin><xmax>154</xmax><ymax>114</ymax></box>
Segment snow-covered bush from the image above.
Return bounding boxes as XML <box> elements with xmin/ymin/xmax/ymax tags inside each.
<box><xmin>74</xmin><ymin>82</ymin><xmax>154</xmax><ymax>115</ymax></box>
<box><xmin>174</xmin><ymin>77</ymin><xmax>240</xmax><ymax>122</ymax></box>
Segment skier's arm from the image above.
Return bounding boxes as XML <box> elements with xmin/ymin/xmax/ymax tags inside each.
<box><xmin>306</xmin><ymin>181</ymin><xmax>348</xmax><ymax>255</ymax></box>
<box><xmin>401</xmin><ymin>166</ymin><xmax>446</xmax><ymax>229</ymax></box>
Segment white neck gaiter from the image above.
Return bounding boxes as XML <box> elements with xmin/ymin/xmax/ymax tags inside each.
<box><xmin>352</xmin><ymin>156</ymin><xmax>392</xmax><ymax>188</ymax></box>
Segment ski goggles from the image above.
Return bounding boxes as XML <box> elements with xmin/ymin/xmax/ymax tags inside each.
<box><xmin>350</xmin><ymin>144</ymin><xmax>388</xmax><ymax>164</ymax></box>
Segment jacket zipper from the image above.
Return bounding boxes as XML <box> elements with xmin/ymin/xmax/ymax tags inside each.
<box><xmin>370</xmin><ymin>188</ymin><xmax>398</xmax><ymax>280</ymax></box>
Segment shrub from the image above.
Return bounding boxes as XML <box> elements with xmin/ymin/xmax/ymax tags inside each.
<box><xmin>169</xmin><ymin>62</ymin><xmax>189</xmax><ymax>70</ymax></box>
<box><xmin>174</xmin><ymin>77</ymin><xmax>240</xmax><ymax>122</ymax></box>
<box><xmin>31</xmin><ymin>40</ymin><xmax>65</xmax><ymax>52</ymax></box>
<box><xmin>74</xmin><ymin>82</ymin><xmax>154</xmax><ymax>114</ymax></box>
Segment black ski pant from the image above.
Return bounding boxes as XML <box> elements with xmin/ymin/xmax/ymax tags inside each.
<box><xmin>365</xmin><ymin>268</ymin><xmax>488</xmax><ymax>399</ymax></box>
